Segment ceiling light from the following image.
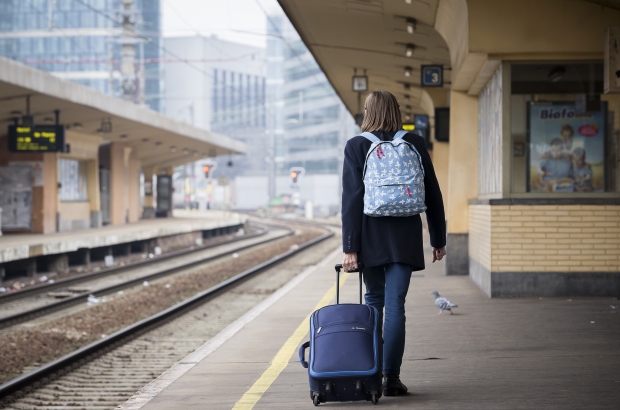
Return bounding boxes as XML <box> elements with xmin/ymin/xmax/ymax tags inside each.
<box><xmin>404</xmin><ymin>83</ymin><xmax>411</xmax><ymax>91</ymax></box>
<box><xmin>406</xmin><ymin>105</ymin><xmax>412</xmax><ymax>111</ymax></box>
<box><xmin>142</xmin><ymin>138</ymin><xmax>149</xmax><ymax>143</ymax></box>
<box><xmin>170</xmin><ymin>146</ymin><xmax>177</xmax><ymax>152</ymax></box>
<box><xmin>404</xmin><ymin>66</ymin><xmax>412</xmax><ymax>77</ymax></box>
<box><xmin>72</xmin><ymin>122</ymin><xmax>83</xmax><ymax>129</ymax></box>
<box><xmin>119</xmin><ymin>134</ymin><xmax>128</xmax><ymax>139</ymax></box>
<box><xmin>406</xmin><ymin>18</ymin><xmax>416</xmax><ymax>34</ymax></box>
<box><xmin>405</xmin><ymin>114</ymin><xmax>411</xmax><ymax>121</ymax></box>
<box><xmin>193</xmin><ymin>151</ymin><xmax>198</xmax><ymax>157</ymax></box>
<box><xmin>404</xmin><ymin>95</ymin><xmax>410</xmax><ymax>103</ymax></box>
<box><xmin>155</xmin><ymin>141</ymin><xmax>162</xmax><ymax>146</ymax></box>
<box><xmin>548</xmin><ymin>66</ymin><xmax>566</xmax><ymax>83</ymax></box>
<box><xmin>405</xmin><ymin>0</ymin><xmax>412</xmax><ymax>4</ymax></box>
<box><xmin>183</xmin><ymin>148</ymin><xmax>190</xmax><ymax>155</ymax></box>
<box><xmin>405</xmin><ymin>44</ymin><xmax>415</xmax><ymax>57</ymax></box>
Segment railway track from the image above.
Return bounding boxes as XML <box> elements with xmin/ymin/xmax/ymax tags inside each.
<box><xmin>0</xmin><ymin>221</ymin><xmax>336</xmax><ymax>409</ymax></box>
<box><xmin>0</xmin><ymin>224</ymin><xmax>291</xmax><ymax>330</ymax></box>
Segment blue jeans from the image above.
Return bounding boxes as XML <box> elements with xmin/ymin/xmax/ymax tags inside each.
<box><xmin>363</xmin><ymin>263</ymin><xmax>412</xmax><ymax>376</ymax></box>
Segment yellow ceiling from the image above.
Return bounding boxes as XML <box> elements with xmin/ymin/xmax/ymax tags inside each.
<box><xmin>278</xmin><ymin>0</ymin><xmax>451</xmax><ymax>117</ymax></box>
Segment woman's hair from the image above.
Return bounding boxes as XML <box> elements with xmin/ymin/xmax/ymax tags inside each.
<box><xmin>361</xmin><ymin>90</ymin><xmax>402</xmax><ymax>132</ymax></box>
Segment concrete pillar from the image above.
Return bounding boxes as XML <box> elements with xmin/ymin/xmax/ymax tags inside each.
<box><xmin>87</xmin><ymin>158</ymin><xmax>102</xmax><ymax>228</ymax></box>
<box><xmin>142</xmin><ymin>166</ymin><xmax>156</xmax><ymax>219</ymax></box>
<box><xmin>445</xmin><ymin>90</ymin><xmax>478</xmax><ymax>275</ymax></box>
<box><xmin>109</xmin><ymin>142</ymin><xmax>128</xmax><ymax>225</ymax></box>
<box><xmin>46</xmin><ymin>254</ymin><xmax>68</xmax><ymax>274</ymax></box>
<box><xmin>128</xmin><ymin>150</ymin><xmax>141</xmax><ymax>223</ymax></box>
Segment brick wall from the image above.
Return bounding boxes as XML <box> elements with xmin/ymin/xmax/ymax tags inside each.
<box><xmin>469</xmin><ymin>204</ymin><xmax>620</xmax><ymax>273</ymax></box>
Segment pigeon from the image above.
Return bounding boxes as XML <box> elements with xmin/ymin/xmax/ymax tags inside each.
<box><xmin>431</xmin><ymin>290</ymin><xmax>458</xmax><ymax>315</ymax></box>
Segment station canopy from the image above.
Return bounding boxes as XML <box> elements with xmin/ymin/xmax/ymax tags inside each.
<box><xmin>0</xmin><ymin>57</ymin><xmax>246</xmax><ymax>168</ymax></box>
<box><xmin>277</xmin><ymin>0</ymin><xmax>452</xmax><ymax>116</ymax></box>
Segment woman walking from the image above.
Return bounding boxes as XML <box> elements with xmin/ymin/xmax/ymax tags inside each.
<box><xmin>341</xmin><ymin>90</ymin><xmax>446</xmax><ymax>396</ymax></box>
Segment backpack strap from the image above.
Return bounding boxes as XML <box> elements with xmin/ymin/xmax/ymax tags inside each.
<box><xmin>393</xmin><ymin>130</ymin><xmax>409</xmax><ymax>140</ymax></box>
<box><xmin>358</xmin><ymin>132</ymin><xmax>381</xmax><ymax>143</ymax></box>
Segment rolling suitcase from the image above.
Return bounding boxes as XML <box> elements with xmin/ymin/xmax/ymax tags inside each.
<box><xmin>298</xmin><ymin>264</ymin><xmax>382</xmax><ymax>406</ymax></box>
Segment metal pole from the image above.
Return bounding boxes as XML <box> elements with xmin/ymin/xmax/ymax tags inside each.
<box><xmin>139</xmin><ymin>41</ymin><xmax>145</xmax><ymax>105</ymax></box>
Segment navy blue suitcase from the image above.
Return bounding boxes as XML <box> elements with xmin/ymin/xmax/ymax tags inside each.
<box><xmin>299</xmin><ymin>264</ymin><xmax>382</xmax><ymax>406</ymax></box>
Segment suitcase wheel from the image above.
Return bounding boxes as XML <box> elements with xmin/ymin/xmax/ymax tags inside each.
<box><xmin>312</xmin><ymin>394</ymin><xmax>320</xmax><ymax>406</ymax></box>
<box><xmin>371</xmin><ymin>393</ymin><xmax>379</xmax><ymax>405</ymax></box>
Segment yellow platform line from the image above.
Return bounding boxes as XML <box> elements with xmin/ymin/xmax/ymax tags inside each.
<box><xmin>231</xmin><ymin>271</ymin><xmax>351</xmax><ymax>410</ymax></box>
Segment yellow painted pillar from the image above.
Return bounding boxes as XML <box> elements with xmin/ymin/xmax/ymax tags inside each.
<box><xmin>86</xmin><ymin>159</ymin><xmax>101</xmax><ymax>227</ymax></box>
<box><xmin>109</xmin><ymin>142</ymin><xmax>127</xmax><ymax>225</ymax></box>
<box><xmin>445</xmin><ymin>90</ymin><xmax>479</xmax><ymax>275</ymax></box>
<box><xmin>432</xmin><ymin>142</ymin><xmax>450</xmax><ymax>212</ymax></box>
<box><xmin>127</xmin><ymin>151</ymin><xmax>141</xmax><ymax>223</ymax></box>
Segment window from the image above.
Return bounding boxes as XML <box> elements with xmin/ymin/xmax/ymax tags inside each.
<box><xmin>58</xmin><ymin>159</ymin><xmax>88</xmax><ymax>201</ymax></box>
<box><xmin>510</xmin><ymin>62</ymin><xmax>617</xmax><ymax>194</ymax></box>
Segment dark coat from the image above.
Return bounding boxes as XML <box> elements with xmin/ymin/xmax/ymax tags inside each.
<box><xmin>341</xmin><ymin>131</ymin><xmax>446</xmax><ymax>271</ymax></box>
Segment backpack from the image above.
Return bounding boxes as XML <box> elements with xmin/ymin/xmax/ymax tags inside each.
<box><xmin>360</xmin><ymin>130</ymin><xmax>426</xmax><ymax>217</ymax></box>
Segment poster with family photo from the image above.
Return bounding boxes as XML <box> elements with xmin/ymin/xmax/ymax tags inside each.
<box><xmin>528</xmin><ymin>102</ymin><xmax>606</xmax><ymax>193</ymax></box>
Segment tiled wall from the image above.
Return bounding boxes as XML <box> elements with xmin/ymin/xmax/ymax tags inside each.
<box><xmin>469</xmin><ymin>204</ymin><xmax>620</xmax><ymax>273</ymax></box>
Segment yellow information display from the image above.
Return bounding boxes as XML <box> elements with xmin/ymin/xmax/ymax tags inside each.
<box><xmin>402</xmin><ymin>123</ymin><xmax>416</xmax><ymax>131</ymax></box>
<box><xmin>8</xmin><ymin>125</ymin><xmax>65</xmax><ymax>152</ymax></box>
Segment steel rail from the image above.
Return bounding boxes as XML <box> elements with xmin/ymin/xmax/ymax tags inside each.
<box><xmin>0</xmin><ymin>225</ymin><xmax>290</xmax><ymax>330</ymax></box>
<box><xmin>0</xmin><ymin>224</ymin><xmax>265</xmax><ymax>304</ymax></box>
<box><xmin>0</xmin><ymin>227</ymin><xmax>334</xmax><ymax>400</ymax></box>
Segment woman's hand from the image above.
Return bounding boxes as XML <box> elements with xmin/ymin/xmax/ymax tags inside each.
<box><xmin>342</xmin><ymin>252</ymin><xmax>358</xmax><ymax>271</ymax></box>
<box><xmin>432</xmin><ymin>247</ymin><xmax>446</xmax><ymax>263</ymax></box>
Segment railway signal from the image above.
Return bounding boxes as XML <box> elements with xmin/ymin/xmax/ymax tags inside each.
<box><xmin>203</xmin><ymin>165</ymin><xmax>212</xmax><ymax>178</ymax></box>
<box><xmin>289</xmin><ymin>167</ymin><xmax>305</xmax><ymax>184</ymax></box>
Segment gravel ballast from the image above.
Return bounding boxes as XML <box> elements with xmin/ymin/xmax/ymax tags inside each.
<box><xmin>0</xmin><ymin>227</ymin><xmax>323</xmax><ymax>384</ymax></box>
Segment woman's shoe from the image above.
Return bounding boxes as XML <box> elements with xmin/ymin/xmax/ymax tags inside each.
<box><xmin>383</xmin><ymin>374</ymin><xmax>408</xmax><ymax>396</ymax></box>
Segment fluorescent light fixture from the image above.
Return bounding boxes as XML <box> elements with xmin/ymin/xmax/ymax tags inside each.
<box><xmin>405</xmin><ymin>44</ymin><xmax>415</xmax><ymax>57</ymax></box>
<box><xmin>406</xmin><ymin>18</ymin><xmax>416</xmax><ymax>34</ymax></box>
<box><xmin>404</xmin><ymin>66</ymin><xmax>412</xmax><ymax>77</ymax></box>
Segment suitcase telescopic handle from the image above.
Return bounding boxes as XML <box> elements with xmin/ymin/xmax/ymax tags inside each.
<box><xmin>334</xmin><ymin>263</ymin><xmax>364</xmax><ymax>305</ymax></box>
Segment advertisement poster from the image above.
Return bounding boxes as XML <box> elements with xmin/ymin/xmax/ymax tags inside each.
<box><xmin>528</xmin><ymin>102</ymin><xmax>606</xmax><ymax>193</ymax></box>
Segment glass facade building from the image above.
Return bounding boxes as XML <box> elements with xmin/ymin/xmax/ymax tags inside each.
<box><xmin>0</xmin><ymin>0</ymin><xmax>162</xmax><ymax>111</ymax></box>
<box><xmin>266</xmin><ymin>12</ymin><xmax>357</xmax><ymax>177</ymax></box>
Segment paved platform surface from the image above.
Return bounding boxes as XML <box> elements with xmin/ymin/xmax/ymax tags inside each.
<box><xmin>0</xmin><ymin>210</ymin><xmax>246</xmax><ymax>263</ymax></box>
<box><xmin>120</xmin><ymin>242</ymin><xmax>620</xmax><ymax>410</ymax></box>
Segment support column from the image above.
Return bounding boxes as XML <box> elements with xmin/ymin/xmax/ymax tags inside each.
<box><xmin>109</xmin><ymin>142</ymin><xmax>128</xmax><ymax>225</ymax></box>
<box><xmin>127</xmin><ymin>150</ymin><xmax>141</xmax><ymax>223</ymax></box>
<box><xmin>87</xmin><ymin>158</ymin><xmax>101</xmax><ymax>228</ymax></box>
<box><xmin>142</xmin><ymin>166</ymin><xmax>156</xmax><ymax>219</ymax></box>
<box><xmin>445</xmin><ymin>91</ymin><xmax>478</xmax><ymax>275</ymax></box>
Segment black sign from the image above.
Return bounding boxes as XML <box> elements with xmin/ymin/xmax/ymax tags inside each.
<box><xmin>421</xmin><ymin>65</ymin><xmax>443</xmax><ymax>87</ymax></box>
<box><xmin>8</xmin><ymin>125</ymin><xmax>66</xmax><ymax>152</ymax></box>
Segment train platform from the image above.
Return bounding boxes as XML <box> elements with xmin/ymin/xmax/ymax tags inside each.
<box><xmin>118</xmin><ymin>242</ymin><xmax>620</xmax><ymax>410</ymax></box>
<box><xmin>0</xmin><ymin>210</ymin><xmax>246</xmax><ymax>264</ymax></box>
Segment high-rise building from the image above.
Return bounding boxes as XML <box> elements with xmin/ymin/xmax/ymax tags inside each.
<box><xmin>268</xmin><ymin>13</ymin><xmax>355</xmax><ymax>174</ymax></box>
<box><xmin>0</xmin><ymin>0</ymin><xmax>162</xmax><ymax>111</ymax></box>
<box><xmin>162</xmin><ymin>35</ymin><xmax>266</xmax><ymax>177</ymax></box>
<box><xmin>265</xmin><ymin>11</ymin><xmax>357</xmax><ymax>214</ymax></box>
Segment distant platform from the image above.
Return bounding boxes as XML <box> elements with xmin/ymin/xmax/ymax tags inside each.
<box><xmin>0</xmin><ymin>210</ymin><xmax>246</xmax><ymax>264</ymax></box>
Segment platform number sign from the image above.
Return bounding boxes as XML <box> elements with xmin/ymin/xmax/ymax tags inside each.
<box><xmin>421</xmin><ymin>65</ymin><xmax>443</xmax><ymax>87</ymax></box>
<box><xmin>352</xmin><ymin>75</ymin><xmax>369</xmax><ymax>92</ymax></box>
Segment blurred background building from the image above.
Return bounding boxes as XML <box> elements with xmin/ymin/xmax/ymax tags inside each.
<box><xmin>0</xmin><ymin>0</ymin><xmax>163</xmax><ymax>111</ymax></box>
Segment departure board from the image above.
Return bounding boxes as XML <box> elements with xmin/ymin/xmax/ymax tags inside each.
<box><xmin>8</xmin><ymin>125</ymin><xmax>65</xmax><ymax>152</ymax></box>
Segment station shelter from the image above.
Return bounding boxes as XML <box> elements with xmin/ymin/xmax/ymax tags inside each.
<box><xmin>278</xmin><ymin>0</ymin><xmax>620</xmax><ymax>297</ymax></box>
<box><xmin>0</xmin><ymin>57</ymin><xmax>245</xmax><ymax>235</ymax></box>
